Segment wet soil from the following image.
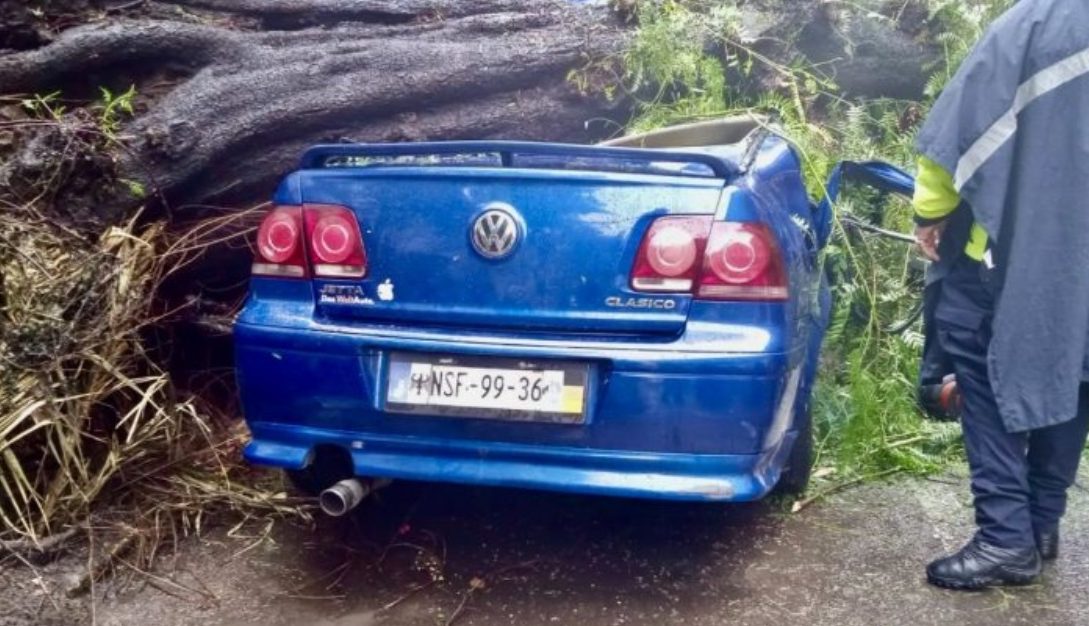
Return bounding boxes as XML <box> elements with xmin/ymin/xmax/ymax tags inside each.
<box><xmin>5</xmin><ymin>472</ymin><xmax>1089</xmax><ymax>626</ymax></box>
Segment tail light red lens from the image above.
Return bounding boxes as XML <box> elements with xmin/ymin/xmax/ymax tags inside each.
<box><xmin>632</xmin><ymin>217</ymin><xmax>787</xmax><ymax>301</ymax></box>
<box><xmin>253</xmin><ymin>206</ymin><xmax>307</xmax><ymax>277</ymax></box>
<box><xmin>631</xmin><ymin>216</ymin><xmax>713</xmax><ymax>292</ymax></box>
<box><xmin>697</xmin><ymin>222</ymin><xmax>788</xmax><ymax>301</ymax></box>
<box><xmin>252</xmin><ymin>204</ymin><xmax>366</xmax><ymax>279</ymax></box>
<box><xmin>648</xmin><ymin>226</ymin><xmax>698</xmax><ymax>276</ymax></box>
<box><xmin>311</xmin><ymin>215</ymin><xmax>354</xmax><ymax>263</ymax></box>
<box><xmin>304</xmin><ymin>205</ymin><xmax>366</xmax><ymax>278</ymax></box>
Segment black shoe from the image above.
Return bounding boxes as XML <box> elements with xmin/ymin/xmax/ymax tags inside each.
<box><xmin>1036</xmin><ymin>529</ymin><xmax>1059</xmax><ymax>561</ymax></box>
<box><xmin>926</xmin><ymin>539</ymin><xmax>1041</xmax><ymax>590</ymax></box>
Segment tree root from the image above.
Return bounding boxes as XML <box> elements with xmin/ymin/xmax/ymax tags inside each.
<box><xmin>0</xmin><ymin>21</ymin><xmax>235</xmax><ymax>94</ymax></box>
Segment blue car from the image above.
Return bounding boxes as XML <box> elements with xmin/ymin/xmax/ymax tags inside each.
<box><xmin>236</xmin><ymin>117</ymin><xmax>843</xmax><ymax>509</ymax></box>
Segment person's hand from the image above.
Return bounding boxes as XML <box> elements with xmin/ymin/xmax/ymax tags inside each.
<box><xmin>915</xmin><ymin>221</ymin><xmax>947</xmax><ymax>262</ymax></box>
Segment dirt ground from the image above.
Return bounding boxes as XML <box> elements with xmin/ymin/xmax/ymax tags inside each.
<box><xmin>4</xmin><ymin>470</ymin><xmax>1089</xmax><ymax>626</ymax></box>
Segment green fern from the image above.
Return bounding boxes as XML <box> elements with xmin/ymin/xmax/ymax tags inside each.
<box><xmin>924</xmin><ymin>0</ymin><xmax>1018</xmax><ymax>97</ymax></box>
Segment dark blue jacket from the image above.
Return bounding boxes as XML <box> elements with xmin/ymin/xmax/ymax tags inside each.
<box><xmin>917</xmin><ymin>0</ymin><xmax>1089</xmax><ymax>432</ymax></box>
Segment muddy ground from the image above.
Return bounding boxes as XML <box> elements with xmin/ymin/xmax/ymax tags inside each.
<box><xmin>4</xmin><ymin>470</ymin><xmax>1089</xmax><ymax>626</ymax></box>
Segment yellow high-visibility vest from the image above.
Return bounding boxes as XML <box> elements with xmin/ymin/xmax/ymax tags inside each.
<box><xmin>914</xmin><ymin>156</ymin><xmax>988</xmax><ymax>261</ymax></box>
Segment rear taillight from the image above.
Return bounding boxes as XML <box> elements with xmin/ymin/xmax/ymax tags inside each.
<box><xmin>303</xmin><ymin>204</ymin><xmax>366</xmax><ymax>278</ymax></box>
<box><xmin>631</xmin><ymin>217</ymin><xmax>788</xmax><ymax>301</ymax></box>
<box><xmin>631</xmin><ymin>217</ymin><xmax>712</xmax><ymax>292</ymax></box>
<box><xmin>252</xmin><ymin>204</ymin><xmax>366</xmax><ymax>279</ymax></box>
<box><xmin>697</xmin><ymin>222</ymin><xmax>788</xmax><ymax>301</ymax></box>
<box><xmin>253</xmin><ymin>206</ymin><xmax>307</xmax><ymax>277</ymax></box>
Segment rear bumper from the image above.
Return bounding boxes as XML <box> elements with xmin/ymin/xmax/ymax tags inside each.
<box><xmin>246</xmin><ymin>423</ymin><xmax>798</xmax><ymax>501</ymax></box>
<box><xmin>235</xmin><ymin>317</ymin><xmax>807</xmax><ymax>501</ymax></box>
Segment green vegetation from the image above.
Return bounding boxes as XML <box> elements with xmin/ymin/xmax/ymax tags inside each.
<box><xmin>607</xmin><ymin>0</ymin><xmax>1016</xmax><ymax>487</ymax></box>
<box><xmin>95</xmin><ymin>84</ymin><xmax>137</xmax><ymax>141</ymax></box>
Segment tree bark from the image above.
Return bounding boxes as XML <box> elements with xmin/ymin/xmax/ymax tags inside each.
<box><xmin>0</xmin><ymin>1</ymin><xmax>627</xmax><ymax>220</ymax></box>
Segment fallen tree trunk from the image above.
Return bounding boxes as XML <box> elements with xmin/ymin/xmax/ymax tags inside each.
<box><xmin>1</xmin><ymin>0</ymin><xmax>626</xmax><ymax>222</ymax></box>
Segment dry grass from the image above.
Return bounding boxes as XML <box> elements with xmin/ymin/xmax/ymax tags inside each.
<box><xmin>0</xmin><ymin>101</ymin><xmax>307</xmax><ymax>553</ymax></box>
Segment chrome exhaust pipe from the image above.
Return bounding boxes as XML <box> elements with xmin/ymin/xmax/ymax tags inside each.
<box><xmin>318</xmin><ymin>478</ymin><xmax>391</xmax><ymax>517</ymax></box>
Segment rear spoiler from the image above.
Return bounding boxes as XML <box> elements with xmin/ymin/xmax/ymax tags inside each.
<box><xmin>299</xmin><ymin>140</ymin><xmax>740</xmax><ymax>180</ymax></box>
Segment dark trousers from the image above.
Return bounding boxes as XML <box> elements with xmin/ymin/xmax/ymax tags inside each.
<box><xmin>936</xmin><ymin>255</ymin><xmax>1089</xmax><ymax>549</ymax></box>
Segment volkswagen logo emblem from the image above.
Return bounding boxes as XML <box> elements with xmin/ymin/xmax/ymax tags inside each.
<box><xmin>470</xmin><ymin>204</ymin><xmax>521</xmax><ymax>259</ymax></box>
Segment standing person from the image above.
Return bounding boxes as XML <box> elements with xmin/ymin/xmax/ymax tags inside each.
<box><xmin>913</xmin><ymin>0</ymin><xmax>1089</xmax><ymax>590</ymax></box>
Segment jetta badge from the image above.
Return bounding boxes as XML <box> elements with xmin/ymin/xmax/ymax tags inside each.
<box><xmin>471</xmin><ymin>204</ymin><xmax>520</xmax><ymax>259</ymax></box>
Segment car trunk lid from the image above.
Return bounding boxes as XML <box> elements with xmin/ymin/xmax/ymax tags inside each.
<box><xmin>298</xmin><ymin>143</ymin><xmax>734</xmax><ymax>335</ymax></box>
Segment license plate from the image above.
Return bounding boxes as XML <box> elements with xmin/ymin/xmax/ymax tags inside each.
<box><xmin>385</xmin><ymin>353</ymin><xmax>589</xmax><ymax>424</ymax></box>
